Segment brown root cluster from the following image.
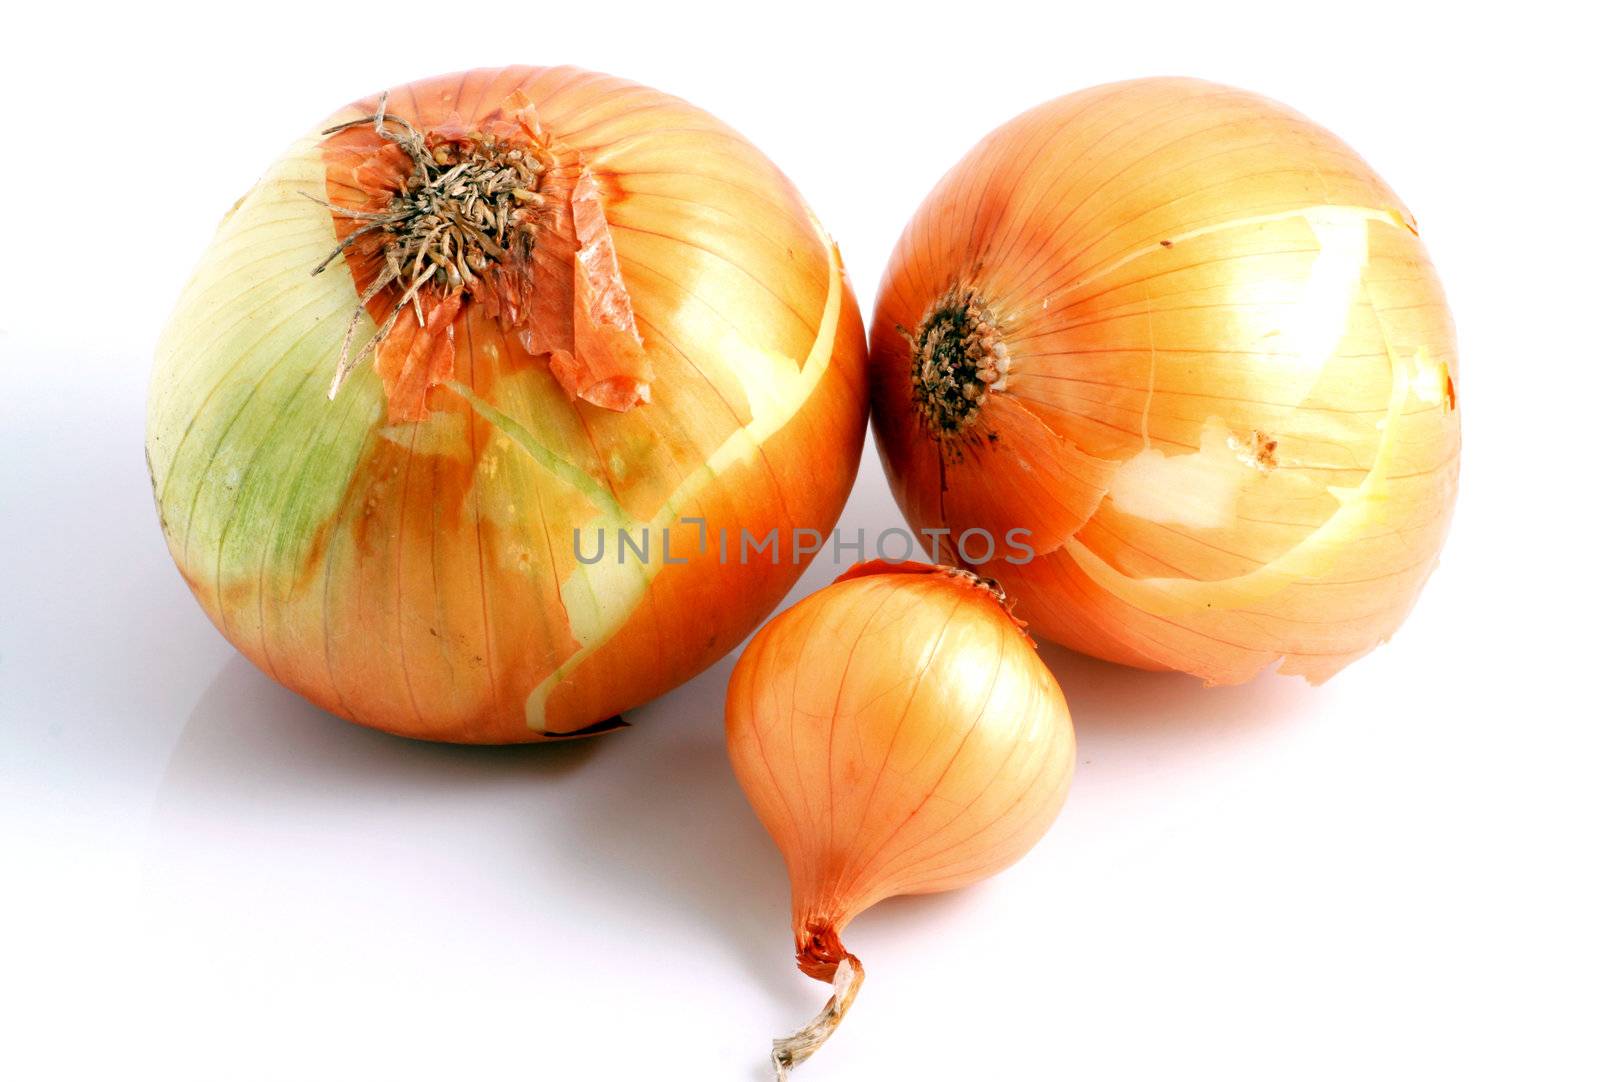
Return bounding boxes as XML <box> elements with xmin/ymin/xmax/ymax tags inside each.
<box><xmin>907</xmin><ymin>285</ymin><xmax>1011</xmax><ymax>435</ymax></box>
<box><xmin>312</xmin><ymin>93</ymin><xmax>555</xmax><ymax>397</ymax></box>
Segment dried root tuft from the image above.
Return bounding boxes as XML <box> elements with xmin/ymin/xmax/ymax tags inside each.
<box><xmin>309</xmin><ymin>92</ymin><xmax>554</xmax><ymax>398</ymax></box>
<box><xmin>906</xmin><ymin>285</ymin><xmax>1011</xmax><ymax>436</ymax></box>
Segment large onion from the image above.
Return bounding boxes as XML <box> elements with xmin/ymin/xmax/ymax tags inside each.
<box><xmin>148</xmin><ymin>67</ymin><xmax>867</xmax><ymax>742</ymax></box>
<box><xmin>869</xmin><ymin>78</ymin><xmax>1460</xmax><ymax>684</ymax></box>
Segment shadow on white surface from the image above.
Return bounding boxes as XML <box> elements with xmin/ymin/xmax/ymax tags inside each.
<box><xmin>148</xmin><ymin>652</ymin><xmax>809</xmax><ymax>1021</ymax></box>
<box><xmin>141</xmin><ymin>599</ymin><xmax>1336</xmax><ymax>1081</ymax></box>
<box><xmin>531</xmin><ymin>652</ymin><xmax>811</xmax><ymax>1007</ymax></box>
<box><xmin>156</xmin><ymin>656</ymin><xmax>602</xmax><ymax>800</ymax></box>
<box><xmin>1039</xmin><ymin>641</ymin><xmax>1321</xmax><ymax>748</ymax></box>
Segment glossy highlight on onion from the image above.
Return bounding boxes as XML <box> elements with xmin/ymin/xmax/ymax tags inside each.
<box><xmin>869</xmin><ymin>78</ymin><xmax>1460</xmax><ymax>684</ymax></box>
<box><xmin>148</xmin><ymin>67</ymin><xmax>868</xmax><ymax>742</ymax></box>
<box><xmin>726</xmin><ymin>561</ymin><xmax>1075</xmax><ymax>1075</ymax></box>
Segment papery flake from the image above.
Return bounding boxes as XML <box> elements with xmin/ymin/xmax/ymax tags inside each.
<box><xmin>550</xmin><ymin>168</ymin><xmax>652</xmax><ymax>411</ymax></box>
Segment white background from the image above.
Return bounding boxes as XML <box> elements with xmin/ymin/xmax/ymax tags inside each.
<box><xmin>2</xmin><ymin>1</ymin><xmax>1596</xmax><ymax>1078</ymax></box>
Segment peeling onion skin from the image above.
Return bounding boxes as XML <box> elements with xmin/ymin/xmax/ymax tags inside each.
<box><xmin>148</xmin><ymin>67</ymin><xmax>868</xmax><ymax>742</ymax></box>
<box><xmin>726</xmin><ymin>562</ymin><xmax>1074</xmax><ymax>1069</ymax></box>
<box><xmin>869</xmin><ymin>78</ymin><xmax>1461</xmax><ymax>685</ymax></box>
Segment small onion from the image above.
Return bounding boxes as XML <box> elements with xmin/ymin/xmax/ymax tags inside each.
<box><xmin>726</xmin><ymin>561</ymin><xmax>1075</xmax><ymax>1075</ymax></box>
<box><xmin>869</xmin><ymin>78</ymin><xmax>1460</xmax><ymax>684</ymax></box>
<box><xmin>149</xmin><ymin>67</ymin><xmax>867</xmax><ymax>742</ymax></box>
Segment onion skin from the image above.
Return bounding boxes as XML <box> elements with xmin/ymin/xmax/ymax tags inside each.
<box><xmin>726</xmin><ymin>561</ymin><xmax>1075</xmax><ymax>983</ymax></box>
<box><xmin>869</xmin><ymin>78</ymin><xmax>1460</xmax><ymax>684</ymax></box>
<box><xmin>149</xmin><ymin>67</ymin><xmax>867</xmax><ymax>742</ymax></box>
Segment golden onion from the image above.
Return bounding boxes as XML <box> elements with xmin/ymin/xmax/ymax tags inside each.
<box><xmin>726</xmin><ymin>561</ymin><xmax>1075</xmax><ymax>1074</ymax></box>
<box><xmin>869</xmin><ymin>78</ymin><xmax>1460</xmax><ymax>684</ymax></box>
<box><xmin>148</xmin><ymin>67</ymin><xmax>868</xmax><ymax>742</ymax></box>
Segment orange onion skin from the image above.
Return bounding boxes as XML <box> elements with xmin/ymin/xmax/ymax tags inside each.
<box><xmin>149</xmin><ymin>68</ymin><xmax>868</xmax><ymax>742</ymax></box>
<box><xmin>726</xmin><ymin>562</ymin><xmax>1075</xmax><ymax>981</ymax></box>
<box><xmin>869</xmin><ymin>78</ymin><xmax>1460</xmax><ymax>684</ymax></box>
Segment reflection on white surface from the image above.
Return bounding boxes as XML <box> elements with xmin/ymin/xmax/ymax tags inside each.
<box><xmin>2</xmin><ymin>317</ymin><xmax>1594</xmax><ymax>1078</ymax></box>
<box><xmin>142</xmin><ymin>652</ymin><xmax>795</xmax><ymax>1004</ymax></box>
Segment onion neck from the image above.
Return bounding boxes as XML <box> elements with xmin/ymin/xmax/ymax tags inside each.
<box><xmin>773</xmin><ymin>928</ymin><xmax>864</xmax><ymax>1080</ymax></box>
<box><xmin>795</xmin><ymin>919</ymin><xmax>850</xmax><ymax>980</ymax></box>
<box><xmin>908</xmin><ymin>285</ymin><xmax>1010</xmax><ymax>437</ymax></box>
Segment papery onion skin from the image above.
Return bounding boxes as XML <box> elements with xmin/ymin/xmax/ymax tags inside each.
<box><xmin>726</xmin><ymin>561</ymin><xmax>1075</xmax><ymax>985</ymax></box>
<box><xmin>148</xmin><ymin>67</ymin><xmax>868</xmax><ymax>743</ymax></box>
<box><xmin>869</xmin><ymin>78</ymin><xmax>1460</xmax><ymax>685</ymax></box>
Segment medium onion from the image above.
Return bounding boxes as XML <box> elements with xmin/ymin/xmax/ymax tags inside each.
<box><xmin>869</xmin><ymin>78</ymin><xmax>1460</xmax><ymax>684</ymax></box>
<box><xmin>148</xmin><ymin>67</ymin><xmax>868</xmax><ymax>742</ymax></box>
<box><xmin>726</xmin><ymin>561</ymin><xmax>1075</xmax><ymax>1075</ymax></box>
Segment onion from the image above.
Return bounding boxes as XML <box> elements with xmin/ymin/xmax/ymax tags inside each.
<box><xmin>868</xmin><ymin>78</ymin><xmax>1460</xmax><ymax>684</ymax></box>
<box><xmin>148</xmin><ymin>67</ymin><xmax>867</xmax><ymax>742</ymax></box>
<box><xmin>725</xmin><ymin>561</ymin><xmax>1075</xmax><ymax>1075</ymax></box>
